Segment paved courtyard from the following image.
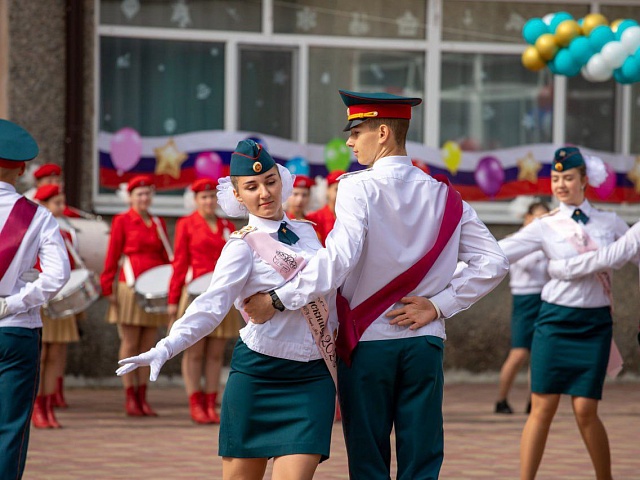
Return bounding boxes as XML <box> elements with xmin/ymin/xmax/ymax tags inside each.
<box><xmin>24</xmin><ymin>381</ymin><xmax>640</xmax><ymax>479</ymax></box>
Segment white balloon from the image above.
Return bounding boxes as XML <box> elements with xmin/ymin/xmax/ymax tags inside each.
<box><xmin>542</xmin><ymin>13</ymin><xmax>554</xmax><ymax>26</ymax></box>
<box><xmin>600</xmin><ymin>41</ymin><xmax>628</xmax><ymax>69</ymax></box>
<box><xmin>620</xmin><ymin>26</ymin><xmax>640</xmax><ymax>55</ymax></box>
<box><xmin>585</xmin><ymin>53</ymin><xmax>613</xmax><ymax>82</ymax></box>
<box><xmin>581</xmin><ymin>66</ymin><xmax>595</xmax><ymax>82</ymax></box>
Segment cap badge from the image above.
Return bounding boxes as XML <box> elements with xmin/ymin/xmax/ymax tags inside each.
<box><xmin>555</xmin><ymin>162</ymin><xmax>563</xmax><ymax>172</ymax></box>
<box><xmin>559</xmin><ymin>150</ymin><xmax>566</xmax><ymax>157</ymax></box>
<box><xmin>253</xmin><ymin>161</ymin><xmax>262</xmax><ymax>173</ymax></box>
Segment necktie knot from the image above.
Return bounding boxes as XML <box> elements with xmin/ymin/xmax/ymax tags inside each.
<box><xmin>571</xmin><ymin>208</ymin><xmax>589</xmax><ymax>225</ymax></box>
<box><xmin>278</xmin><ymin>222</ymin><xmax>299</xmax><ymax>245</ymax></box>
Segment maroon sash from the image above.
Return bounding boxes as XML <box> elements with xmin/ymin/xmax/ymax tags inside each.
<box><xmin>0</xmin><ymin>197</ymin><xmax>38</xmax><ymax>280</ymax></box>
<box><xmin>335</xmin><ymin>182</ymin><xmax>463</xmax><ymax>366</ymax></box>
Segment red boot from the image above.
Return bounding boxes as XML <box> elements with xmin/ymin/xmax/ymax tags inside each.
<box><xmin>189</xmin><ymin>391</ymin><xmax>211</xmax><ymax>424</ymax></box>
<box><xmin>54</xmin><ymin>376</ymin><xmax>68</xmax><ymax>408</ymax></box>
<box><xmin>334</xmin><ymin>400</ymin><xmax>342</xmax><ymax>423</ymax></box>
<box><xmin>137</xmin><ymin>384</ymin><xmax>158</xmax><ymax>417</ymax></box>
<box><xmin>205</xmin><ymin>392</ymin><xmax>220</xmax><ymax>424</ymax></box>
<box><xmin>32</xmin><ymin>395</ymin><xmax>50</xmax><ymax>428</ymax></box>
<box><xmin>45</xmin><ymin>394</ymin><xmax>62</xmax><ymax>428</ymax></box>
<box><xmin>125</xmin><ymin>386</ymin><xmax>144</xmax><ymax>417</ymax></box>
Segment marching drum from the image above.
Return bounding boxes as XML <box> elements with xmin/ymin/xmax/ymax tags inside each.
<box><xmin>67</xmin><ymin>217</ymin><xmax>110</xmax><ymax>273</ymax></box>
<box><xmin>43</xmin><ymin>268</ymin><xmax>101</xmax><ymax>319</ymax></box>
<box><xmin>186</xmin><ymin>272</ymin><xmax>214</xmax><ymax>303</ymax></box>
<box><xmin>134</xmin><ymin>264</ymin><xmax>173</xmax><ymax>313</ymax></box>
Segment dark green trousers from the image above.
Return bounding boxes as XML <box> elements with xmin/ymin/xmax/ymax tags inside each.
<box><xmin>0</xmin><ymin>327</ymin><xmax>41</xmax><ymax>480</ymax></box>
<box><xmin>338</xmin><ymin>336</ymin><xmax>444</xmax><ymax>480</ymax></box>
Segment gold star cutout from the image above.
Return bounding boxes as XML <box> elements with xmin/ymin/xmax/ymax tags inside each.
<box><xmin>627</xmin><ymin>156</ymin><xmax>640</xmax><ymax>194</ymax></box>
<box><xmin>154</xmin><ymin>138</ymin><xmax>188</xmax><ymax>179</ymax></box>
<box><xmin>516</xmin><ymin>152</ymin><xmax>542</xmax><ymax>183</ymax></box>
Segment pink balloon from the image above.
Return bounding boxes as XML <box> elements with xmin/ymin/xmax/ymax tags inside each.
<box><xmin>594</xmin><ymin>162</ymin><xmax>616</xmax><ymax>200</ymax></box>
<box><xmin>474</xmin><ymin>156</ymin><xmax>504</xmax><ymax>198</ymax></box>
<box><xmin>195</xmin><ymin>152</ymin><xmax>223</xmax><ymax>180</ymax></box>
<box><xmin>110</xmin><ymin>127</ymin><xmax>142</xmax><ymax>175</ymax></box>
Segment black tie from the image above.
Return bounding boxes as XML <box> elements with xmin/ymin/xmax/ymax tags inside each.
<box><xmin>278</xmin><ymin>222</ymin><xmax>299</xmax><ymax>245</ymax></box>
<box><xmin>571</xmin><ymin>208</ymin><xmax>589</xmax><ymax>225</ymax></box>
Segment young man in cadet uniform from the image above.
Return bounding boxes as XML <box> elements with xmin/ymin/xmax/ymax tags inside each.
<box><xmin>244</xmin><ymin>90</ymin><xmax>509</xmax><ymax>479</ymax></box>
<box><xmin>0</xmin><ymin>120</ymin><xmax>70</xmax><ymax>479</ymax></box>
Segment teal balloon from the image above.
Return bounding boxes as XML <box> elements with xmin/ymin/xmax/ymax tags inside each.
<box><xmin>549</xmin><ymin>12</ymin><xmax>573</xmax><ymax>33</ymax></box>
<box><xmin>554</xmin><ymin>48</ymin><xmax>581</xmax><ymax>76</ymax></box>
<box><xmin>568</xmin><ymin>36</ymin><xmax>595</xmax><ymax>66</ymax></box>
<box><xmin>615</xmin><ymin>19</ymin><xmax>639</xmax><ymax>40</ymax></box>
<box><xmin>523</xmin><ymin>18</ymin><xmax>549</xmax><ymax>44</ymax></box>
<box><xmin>621</xmin><ymin>56</ymin><xmax>640</xmax><ymax>82</ymax></box>
<box><xmin>285</xmin><ymin>156</ymin><xmax>310</xmax><ymax>176</ymax></box>
<box><xmin>613</xmin><ymin>68</ymin><xmax>632</xmax><ymax>84</ymax></box>
<box><xmin>324</xmin><ymin>138</ymin><xmax>351</xmax><ymax>172</ymax></box>
<box><xmin>589</xmin><ymin>26</ymin><xmax>615</xmax><ymax>52</ymax></box>
<box><xmin>547</xmin><ymin>57</ymin><xmax>560</xmax><ymax>75</ymax></box>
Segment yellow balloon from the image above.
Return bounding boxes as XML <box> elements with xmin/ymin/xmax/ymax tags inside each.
<box><xmin>555</xmin><ymin>20</ymin><xmax>581</xmax><ymax>47</ymax></box>
<box><xmin>582</xmin><ymin>13</ymin><xmax>608</xmax><ymax>36</ymax></box>
<box><xmin>521</xmin><ymin>46</ymin><xmax>546</xmax><ymax>71</ymax></box>
<box><xmin>442</xmin><ymin>141</ymin><xmax>462</xmax><ymax>174</ymax></box>
<box><xmin>610</xmin><ymin>18</ymin><xmax>624</xmax><ymax>33</ymax></box>
<box><xmin>535</xmin><ymin>34</ymin><xmax>558</xmax><ymax>61</ymax></box>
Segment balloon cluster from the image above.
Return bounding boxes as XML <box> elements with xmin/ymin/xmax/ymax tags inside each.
<box><xmin>521</xmin><ymin>12</ymin><xmax>640</xmax><ymax>83</ymax></box>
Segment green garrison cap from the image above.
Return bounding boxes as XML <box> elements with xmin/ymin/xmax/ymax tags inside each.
<box><xmin>0</xmin><ymin>119</ymin><xmax>39</xmax><ymax>162</ymax></box>
<box><xmin>552</xmin><ymin>146</ymin><xmax>585</xmax><ymax>173</ymax></box>
<box><xmin>230</xmin><ymin>139</ymin><xmax>276</xmax><ymax>176</ymax></box>
<box><xmin>339</xmin><ymin>89</ymin><xmax>423</xmax><ymax>131</ymax></box>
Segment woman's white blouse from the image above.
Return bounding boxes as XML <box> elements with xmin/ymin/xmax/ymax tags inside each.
<box><xmin>499</xmin><ymin>200</ymin><xmax>628</xmax><ymax>308</ymax></box>
<box><xmin>163</xmin><ymin>214</ymin><xmax>338</xmax><ymax>362</ymax></box>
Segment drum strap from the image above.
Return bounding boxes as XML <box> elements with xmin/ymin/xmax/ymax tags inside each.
<box><xmin>63</xmin><ymin>237</ymin><xmax>86</xmax><ymax>270</ymax></box>
<box><xmin>152</xmin><ymin>216</ymin><xmax>174</xmax><ymax>262</ymax></box>
<box><xmin>122</xmin><ymin>256</ymin><xmax>135</xmax><ymax>287</ymax></box>
<box><xmin>0</xmin><ymin>197</ymin><xmax>38</xmax><ymax>281</ymax></box>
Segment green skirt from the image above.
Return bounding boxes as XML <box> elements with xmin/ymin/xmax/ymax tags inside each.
<box><xmin>531</xmin><ymin>302</ymin><xmax>612</xmax><ymax>400</ymax></box>
<box><xmin>511</xmin><ymin>294</ymin><xmax>542</xmax><ymax>349</ymax></box>
<box><xmin>219</xmin><ymin>339</ymin><xmax>335</xmax><ymax>461</ymax></box>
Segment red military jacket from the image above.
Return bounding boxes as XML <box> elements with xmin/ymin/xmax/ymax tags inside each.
<box><xmin>306</xmin><ymin>205</ymin><xmax>336</xmax><ymax>247</ymax></box>
<box><xmin>168</xmin><ymin>212</ymin><xmax>235</xmax><ymax>305</ymax></box>
<box><xmin>100</xmin><ymin>209</ymin><xmax>170</xmax><ymax>296</ymax></box>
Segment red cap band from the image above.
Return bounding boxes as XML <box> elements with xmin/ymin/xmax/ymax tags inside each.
<box><xmin>346</xmin><ymin>104</ymin><xmax>412</xmax><ymax>121</ymax></box>
<box><xmin>0</xmin><ymin>159</ymin><xmax>25</xmax><ymax>169</ymax></box>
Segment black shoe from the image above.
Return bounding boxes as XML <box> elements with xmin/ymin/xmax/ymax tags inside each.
<box><xmin>495</xmin><ymin>400</ymin><xmax>513</xmax><ymax>414</ymax></box>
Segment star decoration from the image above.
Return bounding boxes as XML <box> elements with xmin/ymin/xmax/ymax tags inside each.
<box><xmin>516</xmin><ymin>152</ymin><xmax>542</xmax><ymax>183</ymax></box>
<box><xmin>396</xmin><ymin>10</ymin><xmax>420</xmax><ymax>37</ymax></box>
<box><xmin>627</xmin><ymin>156</ymin><xmax>640</xmax><ymax>194</ymax></box>
<box><xmin>154</xmin><ymin>139</ymin><xmax>187</xmax><ymax>179</ymax></box>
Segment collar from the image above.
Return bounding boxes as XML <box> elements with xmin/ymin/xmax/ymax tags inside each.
<box><xmin>559</xmin><ymin>199</ymin><xmax>592</xmax><ymax>217</ymax></box>
<box><xmin>0</xmin><ymin>181</ymin><xmax>17</xmax><ymax>193</ymax></box>
<box><xmin>371</xmin><ymin>155</ymin><xmax>412</xmax><ymax>170</ymax></box>
<box><xmin>248</xmin><ymin>213</ymin><xmax>291</xmax><ymax>233</ymax></box>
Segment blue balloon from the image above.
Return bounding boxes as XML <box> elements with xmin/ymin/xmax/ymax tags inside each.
<box><xmin>554</xmin><ymin>48</ymin><xmax>581</xmax><ymax>76</ymax></box>
<box><xmin>285</xmin><ymin>156</ymin><xmax>310</xmax><ymax>176</ymax></box>
<box><xmin>523</xmin><ymin>18</ymin><xmax>549</xmax><ymax>44</ymax></box>
<box><xmin>568</xmin><ymin>36</ymin><xmax>595</xmax><ymax>66</ymax></box>
<box><xmin>621</xmin><ymin>56</ymin><xmax>640</xmax><ymax>83</ymax></box>
<box><xmin>549</xmin><ymin>12</ymin><xmax>573</xmax><ymax>33</ymax></box>
<box><xmin>615</xmin><ymin>19</ymin><xmax>639</xmax><ymax>40</ymax></box>
<box><xmin>547</xmin><ymin>57</ymin><xmax>560</xmax><ymax>75</ymax></box>
<box><xmin>613</xmin><ymin>68</ymin><xmax>631</xmax><ymax>84</ymax></box>
<box><xmin>589</xmin><ymin>25</ymin><xmax>615</xmax><ymax>52</ymax></box>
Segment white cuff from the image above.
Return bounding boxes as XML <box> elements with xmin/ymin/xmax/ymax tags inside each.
<box><xmin>428</xmin><ymin>298</ymin><xmax>442</xmax><ymax>319</ymax></box>
<box><xmin>0</xmin><ymin>298</ymin><xmax>8</xmax><ymax>319</ymax></box>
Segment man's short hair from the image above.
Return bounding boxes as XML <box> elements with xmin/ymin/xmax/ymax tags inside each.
<box><xmin>362</xmin><ymin>118</ymin><xmax>409</xmax><ymax>147</ymax></box>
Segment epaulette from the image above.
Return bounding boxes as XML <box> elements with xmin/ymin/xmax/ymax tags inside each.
<box><xmin>291</xmin><ymin>218</ymin><xmax>317</xmax><ymax>226</ymax></box>
<box><xmin>540</xmin><ymin>208</ymin><xmax>559</xmax><ymax>218</ymax></box>
<box><xmin>230</xmin><ymin>225</ymin><xmax>257</xmax><ymax>239</ymax></box>
<box><xmin>337</xmin><ymin>168</ymin><xmax>371</xmax><ymax>181</ymax></box>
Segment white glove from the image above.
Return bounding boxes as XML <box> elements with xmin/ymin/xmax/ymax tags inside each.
<box><xmin>0</xmin><ymin>298</ymin><xmax>8</xmax><ymax>319</ymax></box>
<box><xmin>116</xmin><ymin>342</ymin><xmax>171</xmax><ymax>381</ymax></box>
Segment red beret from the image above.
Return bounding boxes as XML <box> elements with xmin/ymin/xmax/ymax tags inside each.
<box><xmin>293</xmin><ymin>175</ymin><xmax>314</xmax><ymax>189</ymax></box>
<box><xmin>34</xmin><ymin>184</ymin><xmax>62</xmax><ymax>201</ymax></box>
<box><xmin>33</xmin><ymin>163</ymin><xmax>62</xmax><ymax>179</ymax></box>
<box><xmin>191</xmin><ymin>178</ymin><xmax>218</xmax><ymax>193</ymax></box>
<box><xmin>326</xmin><ymin>170</ymin><xmax>345</xmax><ymax>186</ymax></box>
<box><xmin>127</xmin><ymin>175</ymin><xmax>154</xmax><ymax>193</ymax></box>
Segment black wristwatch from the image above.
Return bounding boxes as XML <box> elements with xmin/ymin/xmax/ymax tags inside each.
<box><xmin>269</xmin><ymin>290</ymin><xmax>285</xmax><ymax>312</ymax></box>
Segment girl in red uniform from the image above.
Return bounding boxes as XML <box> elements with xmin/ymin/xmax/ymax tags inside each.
<box><xmin>286</xmin><ymin>175</ymin><xmax>314</xmax><ymax>221</ymax></box>
<box><xmin>32</xmin><ymin>185</ymin><xmax>80</xmax><ymax>428</ymax></box>
<box><xmin>306</xmin><ymin>170</ymin><xmax>343</xmax><ymax>246</ymax></box>
<box><xmin>168</xmin><ymin>178</ymin><xmax>239</xmax><ymax>424</ymax></box>
<box><xmin>100</xmin><ymin>175</ymin><xmax>171</xmax><ymax>416</ymax></box>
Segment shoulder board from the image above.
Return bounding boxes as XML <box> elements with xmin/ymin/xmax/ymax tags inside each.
<box><xmin>290</xmin><ymin>218</ymin><xmax>317</xmax><ymax>226</ymax></box>
<box><xmin>230</xmin><ymin>225</ymin><xmax>257</xmax><ymax>239</ymax></box>
<box><xmin>539</xmin><ymin>208</ymin><xmax>559</xmax><ymax>219</ymax></box>
<box><xmin>337</xmin><ymin>169</ymin><xmax>371</xmax><ymax>181</ymax></box>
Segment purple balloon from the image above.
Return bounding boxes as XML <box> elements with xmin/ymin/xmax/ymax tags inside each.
<box><xmin>195</xmin><ymin>152</ymin><xmax>223</xmax><ymax>180</ymax></box>
<box><xmin>594</xmin><ymin>162</ymin><xmax>616</xmax><ymax>200</ymax></box>
<box><xmin>474</xmin><ymin>156</ymin><xmax>505</xmax><ymax>198</ymax></box>
<box><xmin>110</xmin><ymin>127</ymin><xmax>142</xmax><ymax>175</ymax></box>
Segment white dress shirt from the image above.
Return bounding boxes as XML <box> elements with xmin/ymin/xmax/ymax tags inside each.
<box><xmin>275</xmin><ymin>155</ymin><xmax>509</xmax><ymax>342</ymax></box>
<box><xmin>0</xmin><ymin>182</ymin><xmax>70</xmax><ymax>328</ymax></box>
<box><xmin>162</xmin><ymin>214</ymin><xmax>338</xmax><ymax>362</ymax></box>
<box><xmin>499</xmin><ymin>200</ymin><xmax>629</xmax><ymax>309</ymax></box>
<box><xmin>509</xmin><ymin>250</ymin><xmax>549</xmax><ymax>295</ymax></box>
<box><xmin>548</xmin><ymin>220</ymin><xmax>640</xmax><ymax>280</ymax></box>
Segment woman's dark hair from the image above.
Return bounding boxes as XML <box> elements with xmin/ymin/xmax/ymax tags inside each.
<box><xmin>527</xmin><ymin>201</ymin><xmax>550</xmax><ymax>215</ymax></box>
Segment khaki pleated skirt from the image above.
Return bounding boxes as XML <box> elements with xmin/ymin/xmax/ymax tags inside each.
<box><xmin>106</xmin><ymin>282</ymin><xmax>168</xmax><ymax>328</ymax></box>
<box><xmin>177</xmin><ymin>288</ymin><xmax>241</xmax><ymax>339</ymax></box>
<box><xmin>41</xmin><ymin>310</ymin><xmax>79</xmax><ymax>344</ymax></box>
